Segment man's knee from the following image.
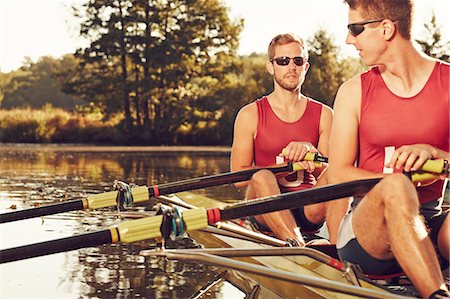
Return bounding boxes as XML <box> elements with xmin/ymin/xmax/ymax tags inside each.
<box><xmin>305</xmin><ymin>203</ymin><xmax>326</xmax><ymax>224</ymax></box>
<box><xmin>354</xmin><ymin>174</ymin><xmax>420</xmax><ymax>225</ymax></box>
<box><xmin>379</xmin><ymin>173</ymin><xmax>414</xmax><ymax>191</ymax></box>
<box><xmin>376</xmin><ymin>174</ymin><xmax>419</xmax><ymax>207</ymax></box>
<box><xmin>251</xmin><ymin>169</ymin><xmax>277</xmax><ymax>186</ymax></box>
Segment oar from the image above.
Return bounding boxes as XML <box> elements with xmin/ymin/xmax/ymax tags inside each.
<box><xmin>0</xmin><ymin>153</ymin><xmax>324</xmax><ymax>224</ymax></box>
<box><xmin>1</xmin><ymin>177</ymin><xmax>381</xmax><ymax>264</ymax></box>
<box><xmin>1</xmin><ymin>160</ymin><xmax>446</xmax><ymax>263</ymax></box>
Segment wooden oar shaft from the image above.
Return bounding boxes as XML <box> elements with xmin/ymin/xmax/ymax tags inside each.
<box><xmin>1</xmin><ymin>229</ymin><xmax>114</xmax><ymax>264</ymax></box>
<box><xmin>0</xmin><ymin>199</ymin><xmax>85</xmax><ymax>224</ymax></box>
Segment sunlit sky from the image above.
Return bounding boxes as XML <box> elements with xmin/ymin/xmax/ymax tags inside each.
<box><xmin>1</xmin><ymin>0</ymin><xmax>449</xmax><ymax>73</ymax></box>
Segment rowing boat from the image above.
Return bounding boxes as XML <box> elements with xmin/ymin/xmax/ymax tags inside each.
<box><xmin>143</xmin><ymin>192</ymin><xmax>416</xmax><ymax>299</ymax></box>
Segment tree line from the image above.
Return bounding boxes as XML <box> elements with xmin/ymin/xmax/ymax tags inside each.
<box><xmin>1</xmin><ymin>0</ymin><xmax>448</xmax><ymax>145</ymax></box>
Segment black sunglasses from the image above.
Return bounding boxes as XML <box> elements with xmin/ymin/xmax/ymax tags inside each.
<box><xmin>271</xmin><ymin>56</ymin><xmax>306</xmax><ymax>66</ymax></box>
<box><xmin>347</xmin><ymin>19</ymin><xmax>383</xmax><ymax>36</ymax></box>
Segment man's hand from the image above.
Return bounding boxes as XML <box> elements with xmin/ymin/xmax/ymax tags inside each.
<box><xmin>282</xmin><ymin>141</ymin><xmax>318</xmax><ymax>173</ymax></box>
<box><xmin>386</xmin><ymin>144</ymin><xmax>439</xmax><ymax>172</ymax></box>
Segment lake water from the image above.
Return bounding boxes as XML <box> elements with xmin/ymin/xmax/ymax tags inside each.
<box><xmin>0</xmin><ymin>145</ymin><xmax>250</xmax><ymax>299</ymax></box>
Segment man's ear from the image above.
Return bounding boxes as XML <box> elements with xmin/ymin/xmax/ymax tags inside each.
<box><xmin>304</xmin><ymin>61</ymin><xmax>310</xmax><ymax>73</ymax></box>
<box><xmin>266</xmin><ymin>60</ymin><xmax>274</xmax><ymax>75</ymax></box>
<box><xmin>382</xmin><ymin>19</ymin><xmax>396</xmax><ymax>40</ymax></box>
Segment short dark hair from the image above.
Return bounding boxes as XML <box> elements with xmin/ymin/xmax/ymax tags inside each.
<box><xmin>344</xmin><ymin>0</ymin><xmax>413</xmax><ymax>39</ymax></box>
<box><xmin>267</xmin><ymin>33</ymin><xmax>309</xmax><ymax>61</ymax></box>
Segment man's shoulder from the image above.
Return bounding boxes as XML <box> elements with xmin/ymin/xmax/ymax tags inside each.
<box><xmin>338</xmin><ymin>76</ymin><xmax>362</xmax><ymax>95</ymax></box>
<box><xmin>334</xmin><ymin>74</ymin><xmax>364</xmax><ymax>110</ymax></box>
<box><xmin>237</xmin><ymin>101</ymin><xmax>258</xmax><ymax>118</ymax></box>
<box><xmin>306</xmin><ymin>98</ymin><xmax>333</xmax><ymax>112</ymax></box>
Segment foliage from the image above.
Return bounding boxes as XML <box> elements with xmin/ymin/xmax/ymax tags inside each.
<box><xmin>64</xmin><ymin>0</ymin><xmax>243</xmax><ymax>144</ymax></box>
<box><xmin>0</xmin><ymin>56</ymin><xmax>85</xmax><ymax>109</ymax></box>
<box><xmin>0</xmin><ymin>106</ymin><xmax>119</xmax><ymax>143</ymax></box>
<box><xmin>415</xmin><ymin>13</ymin><xmax>450</xmax><ymax>62</ymax></box>
<box><xmin>1</xmin><ymin>8</ymin><xmax>446</xmax><ymax>145</ymax></box>
<box><xmin>303</xmin><ymin>29</ymin><xmax>366</xmax><ymax>107</ymax></box>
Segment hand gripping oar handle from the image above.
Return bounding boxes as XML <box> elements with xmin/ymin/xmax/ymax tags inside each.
<box><xmin>304</xmin><ymin>152</ymin><xmax>328</xmax><ymax>163</ymax></box>
<box><xmin>0</xmin><ymin>178</ymin><xmax>379</xmax><ymax>264</ymax></box>
<box><xmin>280</xmin><ymin>151</ymin><xmax>329</xmax><ymax>164</ymax></box>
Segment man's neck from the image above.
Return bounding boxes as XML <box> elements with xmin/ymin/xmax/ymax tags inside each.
<box><xmin>377</xmin><ymin>41</ymin><xmax>435</xmax><ymax>96</ymax></box>
<box><xmin>270</xmin><ymin>88</ymin><xmax>302</xmax><ymax>104</ymax></box>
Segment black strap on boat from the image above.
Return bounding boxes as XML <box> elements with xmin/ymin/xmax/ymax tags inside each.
<box><xmin>113</xmin><ymin>180</ymin><xmax>134</xmax><ymax>210</ymax></box>
<box><xmin>156</xmin><ymin>205</ymin><xmax>185</xmax><ymax>241</ymax></box>
<box><xmin>285</xmin><ymin>238</ymin><xmax>301</xmax><ymax>247</ymax></box>
<box><xmin>156</xmin><ymin>205</ymin><xmax>173</xmax><ymax>241</ymax></box>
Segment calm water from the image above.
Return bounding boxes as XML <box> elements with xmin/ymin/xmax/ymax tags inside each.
<box><xmin>0</xmin><ymin>145</ymin><xmax>248</xmax><ymax>299</ymax></box>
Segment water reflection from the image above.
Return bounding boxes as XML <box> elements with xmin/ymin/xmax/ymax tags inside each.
<box><xmin>0</xmin><ymin>146</ymin><xmax>245</xmax><ymax>298</ymax></box>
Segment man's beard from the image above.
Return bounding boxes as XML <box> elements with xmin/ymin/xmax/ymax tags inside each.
<box><xmin>274</xmin><ymin>73</ymin><xmax>301</xmax><ymax>91</ymax></box>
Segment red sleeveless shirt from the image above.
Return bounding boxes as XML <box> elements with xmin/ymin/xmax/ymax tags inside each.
<box><xmin>254</xmin><ymin>96</ymin><xmax>324</xmax><ymax>192</ymax></box>
<box><xmin>359</xmin><ymin>61</ymin><xmax>449</xmax><ymax>204</ymax></box>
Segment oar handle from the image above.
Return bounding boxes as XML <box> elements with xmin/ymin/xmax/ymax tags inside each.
<box><xmin>304</xmin><ymin>152</ymin><xmax>329</xmax><ymax>163</ymax></box>
<box><xmin>406</xmin><ymin>159</ymin><xmax>448</xmax><ymax>182</ymax></box>
<box><xmin>280</xmin><ymin>150</ymin><xmax>329</xmax><ymax>163</ymax></box>
<box><xmin>419</xmin><ymin>159</ymin><xmax>448</xmax><ymax>174</ymax></box>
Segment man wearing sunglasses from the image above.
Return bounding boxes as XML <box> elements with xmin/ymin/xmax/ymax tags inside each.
<box><xmin>327</xmin><ymin>1</ymin><xmax>449</xmax><ymax>298</ymax></box>
<box><xmin>230</xmin><ymin>33</ymin><xmax>333</xmax><ymax>247</ymax></box>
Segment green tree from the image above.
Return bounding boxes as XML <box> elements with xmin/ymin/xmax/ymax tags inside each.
<box><xmin>1</xmin><ymin>56</ymin><xmax>84</xmax><ymax>109</ymax></box>
<box><xmin>415</xmin><ymin>12</ymin><xmax>449</xmax><ymax>62</ymax></box>
<box><xmin>303</xmin><ymin>29</ymin><xmax>366</xmax><ymax>107</ymax></box>
<box><xmin>181</xmin><ymin>53</ymin><xmax>272</xmax><ymax>145</ymax></box>
<box><xmin>66</xmin><ymin>0</ymin><xmax>242</xmax><ymax>144</ymax></box>
<box><xmin>70</xmin><ymin>0</ymin><xmax>134</xmax><ymax>130</ymax></box>
<box><xmin>303</xmin><ymin>29</ymin><xmax>343</xmax><ymax>107</ymax></box>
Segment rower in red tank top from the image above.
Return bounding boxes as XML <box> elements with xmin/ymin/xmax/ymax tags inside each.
<box><xmin>357</xmin><ymin>62</ymin><xmax>449</xmax><ymax>205</ymax></box>
<box><xmin>328</xmin><ymin>0</ymin><xmax>449</xmax><ymax>297</ymax></box>
<box><xmin>254</xmin><ymin>96</ymin><xmax>323</xmax><ymax>192</ymax></box>
<box><xmin>231</xmin><ymin>33</ymin><xmax>333</xmax><ymax>247</ymax></box>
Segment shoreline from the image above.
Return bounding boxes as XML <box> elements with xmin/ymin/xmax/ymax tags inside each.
<box><xmin>0</xmin><ymin>143</ymin><xmax>231</xmax><ymax>153</ymax></box>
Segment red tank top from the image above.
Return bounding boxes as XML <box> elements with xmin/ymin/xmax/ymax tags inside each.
<box><xmin>359</xmin><ymin>62</ymin><xmax>449</xmax><ymax>204</ymax></box>
<box><xmin>254</xmin><ymin>96</ymin><xmax>323</xmax><ymax>192</ymax></box>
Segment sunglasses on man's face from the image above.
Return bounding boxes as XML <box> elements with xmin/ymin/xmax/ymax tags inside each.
<box><xmin>271</xmin><ymin>56</ymin><xmax>306</xmax><ymax>66</ymax></box>
<box><xmin>347</xmin><ymin>19</ymin><xmax>383</xmax><ymax>36</ymax></box>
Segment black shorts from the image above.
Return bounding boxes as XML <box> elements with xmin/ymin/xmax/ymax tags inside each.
<box><xmin>337</xmin><ymin>201</ymin><xmax>448</xmax><ymax>275</ymax></box>
<box><xmin>291</xmin><ymin>206</ymin><xmax>324</xmax><ymax>232</ymax></box>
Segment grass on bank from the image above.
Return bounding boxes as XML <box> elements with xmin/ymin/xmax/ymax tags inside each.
<box><xmin>0</xmin><ymin>105</ymin><xmax>120</xmax><ymax>143</ymax></box>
